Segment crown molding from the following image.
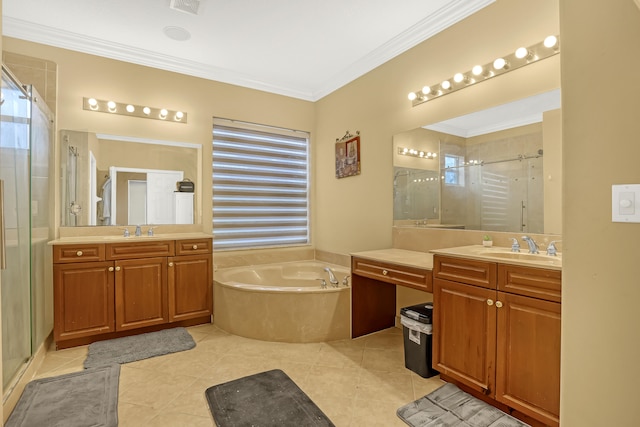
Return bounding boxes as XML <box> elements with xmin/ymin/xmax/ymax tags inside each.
<box><xmin>3</xmin><ymin>0</ymin><xmax>495</xmax><ymax>102</ymax></box>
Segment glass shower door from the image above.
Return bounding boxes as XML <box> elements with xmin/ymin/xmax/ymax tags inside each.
<box><xmin>1</xmin><ymin>67</ymin><xmax>33</xmax><ymax>391</ymax></box>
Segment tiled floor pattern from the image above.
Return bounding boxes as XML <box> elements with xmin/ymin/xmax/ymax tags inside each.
<box><xmin>32</xmin><ymin>324</ymin><xmax>444</xmax><ymax>426</ymax></box>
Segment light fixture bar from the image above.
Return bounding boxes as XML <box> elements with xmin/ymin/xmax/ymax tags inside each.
<box><xmin>397</xmin><ymin>147</ymin><xmax>437</xmax><ymax>159</ymax></box>
<box><xmin>82</xmin><ymin>97</ymin><xmax>187</xmax><ymax>123</ymax></box>
<box><xmin>408</xmin><ymin>35</ymin><xmax>560</xmax><ymax>107</ymax></box>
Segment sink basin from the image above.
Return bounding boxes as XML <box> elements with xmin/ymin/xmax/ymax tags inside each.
<box><xmin>430</xmin><ymin>245</ymin><xmax>562</xmax><ymax>268</ymax></box>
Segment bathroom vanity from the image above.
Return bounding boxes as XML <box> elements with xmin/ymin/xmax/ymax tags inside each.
<box><xmin>51</xmin><ymin>234</ymin><xmax>213</xmax><ymax>349</ymax></box>
<box><xmin>350</xmin><ymin>249</ymin><xmax>433</xmax><ymax>338</ymax></box>
<box><xmin>431</xmin><ymin>247</ymin><xmax>561</xmax><ymax>427</ymax></box>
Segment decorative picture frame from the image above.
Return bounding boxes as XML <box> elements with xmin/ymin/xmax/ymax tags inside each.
<box><xmin>335</xmin><ymin>131</ymin><xmax>361</xmax><ymax>179</ymax></box>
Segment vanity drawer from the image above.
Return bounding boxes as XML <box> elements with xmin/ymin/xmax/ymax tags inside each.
<box><xmin>175</xmin><ymin>239</ymin><xmax>212</xmax><ymax>255</ymax></box>
<box><xmin>53</xmin><ymin>244</ymin><xmax>105</xmax><ymax>263</ymax></box>
<box><xmin>352</xmin><ymin>257</ymin><xmax>432</xmax><ymax>292</ymax></box>
<box><xmin>433</xmin><ymin>255</ymin><xmax>497</xmax><ymax>289</ymax></box>
<box><xmin>498</xmin><ymin>264</ymin><xmax>562</xmax><ymax>302</ymax></box>
<box><xmin>106</xmin><ymin>240</ymin><xmax>175</xmax><ymax>260</ymax></box>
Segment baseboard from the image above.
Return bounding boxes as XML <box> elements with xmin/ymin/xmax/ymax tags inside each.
<box><xmin>2</xmin><ymin>333</ymin><xmax>53</xmax><ymax>423</ymax></box>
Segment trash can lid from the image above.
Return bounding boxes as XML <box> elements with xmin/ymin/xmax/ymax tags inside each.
<box><xmin>400</xmin><ymin>302</ymin><xmax>433</xmax><ymax>324</ymax></box>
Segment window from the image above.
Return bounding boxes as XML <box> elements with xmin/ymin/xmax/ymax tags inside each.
<box><xmin>444</xmin><ymin>154</ymin><xmax>464</xmax><ymax>186</ymax></box>
<box><xmin>212</xmin><ymin>118</ymin><xmax>310</xmax><ymax>250</ymax></box>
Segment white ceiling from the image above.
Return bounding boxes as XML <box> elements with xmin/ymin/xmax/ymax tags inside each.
<box><xmin>2</xmin><ymin>0</ymin><xmax>495</xmax><ymax>101</ymax></box>
<box><xmin>424</xmin><ymin>89</ymin><xmax>562</xmax><ymax>138</ymax></box>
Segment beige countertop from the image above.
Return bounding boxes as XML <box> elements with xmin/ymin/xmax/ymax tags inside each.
<box><xmin>48</xmin><ymin>232</ymin><xmax>213</xmax><ymax>245</ymax></box>
<box><xmin>351</xmin><ymin>248</ymin><xmax>434</xmax><ymax>270</ymax></box>
<box><xmin>430</xmin><ymin>245</ymin><xmax>562</xmax><ymax>270</ymax></box>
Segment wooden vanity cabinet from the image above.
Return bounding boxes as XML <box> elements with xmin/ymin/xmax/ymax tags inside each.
<box><xmin>53</xmin><ymin>238</ymin><xmax>213</xmax><ymax>348</ymax></box>
<box><xmin>351</xmin><ymin>256</ymin><xmax>432</xmax><ymax>338</ymax></box>
<box><xmin>433</xmin><ymin>255</ymin><xmax>561</xmax><ymax>427</ymax></box>
<box><xmin>169</xmin><ymin>239</ymin><xmax>213</xmax><ymax>322</ymax></box>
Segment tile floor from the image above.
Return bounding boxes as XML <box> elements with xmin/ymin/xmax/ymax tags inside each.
<box><xmin>32</xmin><ymin>324</ymin><xmax>444</xmax><ymax>426</ymax></box>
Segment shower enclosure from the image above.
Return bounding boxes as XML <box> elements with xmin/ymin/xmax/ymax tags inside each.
<box><xmin>0</xmin><ymin>65</ymin><xmax>54</xmax><ymax>393</ymax></box>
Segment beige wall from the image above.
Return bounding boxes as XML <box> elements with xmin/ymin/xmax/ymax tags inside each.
<box><xmin>314</xmin><ymin>0</ymin><xmax>560</xmax><ymax>254</ymax></box>
<box><xmin>560</xmin><ymin>1</ymin><xmax>640</xmax><ymax>426</ymax></box>
<box><xmin>2</xmin><ymin>37</ymin><xmax>316</xmax><ymax>238</ymax></box>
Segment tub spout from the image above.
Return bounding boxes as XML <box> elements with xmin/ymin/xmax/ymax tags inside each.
<box><xmin>324</xmin><ymin>267</ymin><xmax>339</xmax><ymax>287</ymax></box>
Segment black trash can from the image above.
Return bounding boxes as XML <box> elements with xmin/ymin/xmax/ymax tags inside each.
<box><xmin>401</xmin><ymin>302</ymin><xmax>438</xmax><ymax>378</ymax></box>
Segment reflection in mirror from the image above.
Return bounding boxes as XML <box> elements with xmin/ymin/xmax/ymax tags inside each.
<box><xmin>393</xmin><ymin>89</ymin><xmax>561</xmax><ymax>233</ymax></box>
<box><xmin>60</xmin><ymin>130</ymin><xmax>201</xmax><ymax>227</ymax></box>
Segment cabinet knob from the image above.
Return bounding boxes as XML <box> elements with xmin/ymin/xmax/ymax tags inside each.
<box><xmin>487</xmin><ymin>299</ymin><xmax>494</xmax><ymax>306</ymax></box>
<box><xmin>495</xmin><ymin>301</ymin><xmax>503</xmax><ymax>308</ymax></box>
<box><xmin>108</xmin><ymin>267</ymin><xmax>114</xmax><ymax>272</ymax></box>
<box><xmin>115</xmin><ymin>266</ymin><xmax>121</xmax><ymax>271</ymax></box>
<box><xmin>382</xmin><ymin>269</ymin><xmax>388</xmax><ymax>276</ymax></box>
<box><xmin>169</xmin><ymin>262</ymin><xmax>174</xmax><ymax>267</ymax></box>
<box><xmin>76</xmin><ymin>251</ymin><xmax>83</xmax><ymax>257</ymax></box>
<box><xmin>192</xmin><ymin>244</ymin><xmax>198</xmax><ymax>250</ymax></box>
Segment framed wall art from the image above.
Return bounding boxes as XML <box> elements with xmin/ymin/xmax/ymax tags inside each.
<box><xmin>335</xmin><ymin>131</ymin><xmax>360</xmax><ymax>179</ymax></box>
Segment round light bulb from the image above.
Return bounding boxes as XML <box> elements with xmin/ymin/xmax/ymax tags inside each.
<box><xmin>402</xmin><ymin>148</ymin><xmax>408</xmax><ymax>153</ymax></box>
<box><xmin>159</xmin><ymin>109</ymin><xmax>168</xmax><ymax>119</ymax></box>
<box><xmin>472</xmin><ymin>65</ymin><xmax>483</xmax><ymax>76</ymax></box>
<box><xmin>408</xmin><ymin>92</ymin><xmax>417</xmax><ymax>101</ymax></box>
<box><xmin>544</xmin><ymin>35</ymin><xmax>558</xmax><ymax>48</ymax></box>
<box><xmin>493</xmin><ymin>58</ymin><xmax>507</xmax><ymax>70</ymax></box>
<box><xmin>107</xmin><ymin>101</ymin><xmax>116</xmax><ymax>112</ymax></box>
<box><xmin>87</xmin><ymin>98</ymin><xmax>99</xmax><ymax>110</ymax></box>
<box><xmin>421</xmin><ymin>86</ymin><xmax>431</xmax><ymax>95</ymax></box>
<box><xmin>453</xmin><ymin>73</ymin><xmax>464</xmax><ymax>83</ymax></box>
<box><xmin>126</xmin><ymin>104</ymin><xmax>135</xmax><ymax>113</ymax></box>
<box><xmin>515</xmin><ymin>47</ymin><xmax>529</xmax><ymax>59</ymax></box>
<box><xmin>143</xmin><ymin>107</ymin><xmax>151</xmax><ymax>115</ymax></box>
<box><xmin>419</xmin><ymin>151</ymin><xmax>425</xmax><ymax>157</ymax></box>
<box><xmin>175</xmin><ymin>111</ymin><xmax>184</xmax><ymax>120</ymax></box>
<box><xmin>441</xmin><ymin>80</ymin><xmax>451</xmax><ymax>90</ymax></box>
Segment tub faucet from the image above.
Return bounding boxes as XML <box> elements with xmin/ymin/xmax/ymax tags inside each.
<box><xmin>522</xmin><ymin>236</ymin><xmax>539</xmax><ymax>254</ymax></box>
<box><xmin>342</xmin><ymin>275</ymin><xmax>351</xmax><ymax>287</ymax></box>
<box><xmin>510</xmin><ymin>238</ymin><xmax>521</xmax><ymax>252</ymax></box>
<box><xmin>547</xmin><ymin>240</ymin><xmax>561</xmax><ymax>256</ymax></box>
<box><xmin>324</xmin><ymin>267</ymin><xmax>339</xmax><ymax>287</ymax></box>
<box><xmin>316</xmin><ymin>279</ymin><xmax>327</xmax><ymax>289</ymax></box>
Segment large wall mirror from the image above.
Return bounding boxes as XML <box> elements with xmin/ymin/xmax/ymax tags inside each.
<box><xmin>393</xmin><ymin>89</ymin><xmax>561</xmax><ymax>234</ymax></box>
<box><xmin>60</xmin><ymin>130</ymin><xmax>202</xmax><ymax>227</ymax></box>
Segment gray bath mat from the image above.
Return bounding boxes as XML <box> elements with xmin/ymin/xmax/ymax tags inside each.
<box><xmin>206</xmin><ymin>369</ymin><xmax>335</xmax><ymax>427</ymax></box>
<box><xmin>397</xmin><ymin>383</ymin><xmax>530</xmax><ymax>427</ymax></box>
<box><xmin>84</xmin><ymin>327</ymin><xmax>195</xmax><ymax>369</ymax></box>
<box><xmin>6</xmin><ymin>364</ymin><xmax>120</xmax><ymax>427</ymax></box>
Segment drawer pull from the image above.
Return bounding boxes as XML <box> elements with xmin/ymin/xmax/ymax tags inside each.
<box><xmin>487</xmin><ymin>299</ymin><xmax>494</xmax><ymax>306</ymax></box>
<box><xmin>169</xmin><ymin>262</ymin><xmax>174</xmax><ymax>267</ymax></box>
<box><xmin>192</xmin><ymin>244</ymin><xmax>198</xmax><ymax>250</ymax></box>
<box><xmin>115</xmin><ymin>266</ymin><xmax>121</xmax><ymax>271</ymax></box>
<box><xmin>108</xmin><ymin>267</ymin><xmax>114</xmax><ymax>272</ymax></box>
<box><xmin>76</xmin><ymin>251</ymin><xmax>83</xmax><ymax>257</ymax></box>
<box><xmin>382</xmin><ymin>269</ymin><xmax>388</xmax><ymax>276</ymax></box>
<box><xmin>495</xmin><ymin>301</ymin><xmax>503</xmax><ymax>308</ymax></box>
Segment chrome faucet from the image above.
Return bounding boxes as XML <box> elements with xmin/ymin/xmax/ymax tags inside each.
<box><xmin>342</xmin><ymin>275</ymin><xmax>351</xmax><ymax>287</ymax></box>
<box><xmin>316</xmin><ymin>278</ymin><xmax>327</xmax><ymax>289</ymax></box>
<box><xmin>324</xmin><ymin>267</ymin><xmax>339</xmax><ymax>287</ymax></box>
<box><xmin>510</xmin><ymin>237</ymin><xmax>521</xmax><ymax>252</ymax></box>
<box><xmin>547</xmin><ymin>240</ymin><xmax>561</xmax><ymax>256</ymax></box>
<box><xmin>522</xmin><ymin>236</ymin><xmax>539</xmax><ymax>254</ymax></box>
<box><xmin>135</xmin><ymin>225</ymin><xmax>142</xmax><ymax>237</ymax></box>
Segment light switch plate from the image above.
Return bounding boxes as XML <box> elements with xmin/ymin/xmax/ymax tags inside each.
<box><xmin>612</xmin><ymin>184</ymin><xmax>640</xmax><ymax>222</ymax></box>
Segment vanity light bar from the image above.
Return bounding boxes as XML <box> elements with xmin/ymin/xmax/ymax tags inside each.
<box><xmin>82</xmin><ymin>97</ymin><xmax>187</xmax><ymax>124</ymax></box>
<box><xmin>398</xmin><ymin>147</ymin><xmax>437</xmax><ymax>159</ymax></box>
<box><xmin>407</xmin><ymin>35</ymin><xmax>560</xmax><ymax>107</ymax></box>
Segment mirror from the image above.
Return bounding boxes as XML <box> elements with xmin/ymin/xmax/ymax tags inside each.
<box><xmin>60</xmin><ymin>130</ymin><xmax>201</xmax><ymax>227</ymax></box>
<box><xmin>393</xmin><ymin>89</ymin><xmax>561</xmax><ymax>234</ymax></box>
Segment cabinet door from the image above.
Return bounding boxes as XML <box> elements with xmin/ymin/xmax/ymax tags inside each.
<box><xmin>433</xmin><ymin>278</ymin><xmax>497</xmax><ymax>395</ymax></box>
<box><xmin>115</xmin><ymin>257</ymin><xmax>168</xmax><ymax>330</ymax></box>
<box><xmin>496</xmin><ymin>292</ymin><xmax>561</xmax><ymax>427</ymax></box>
<box><xmin>168</xmin><ymin>254</ymin><xmax>212</xmax><ymax>322</ymax></box>
<box><xmin>54</xmin><ymin>261</ymin><xmax>115</xmax><ymax>341</ymax></box>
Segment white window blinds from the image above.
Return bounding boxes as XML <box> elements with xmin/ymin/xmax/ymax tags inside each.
<box><xmin>212</xmin><ymin>119</ymin><xmax>310</xmax><ymax>250</ymax></box>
